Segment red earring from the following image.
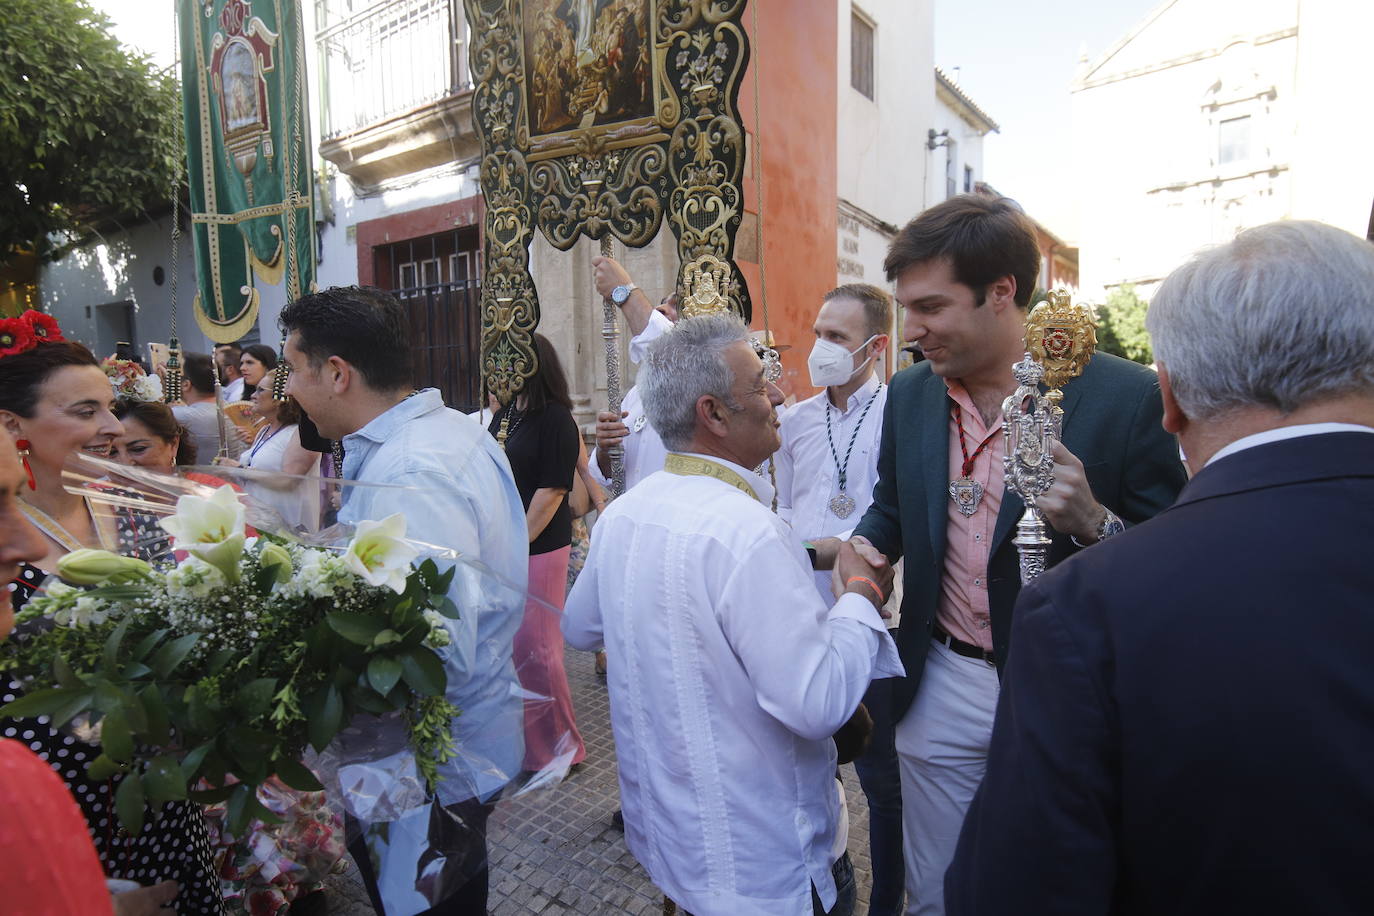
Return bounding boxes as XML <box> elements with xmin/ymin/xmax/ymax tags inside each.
<box><xmin>15</xmin><ymin>438</ymin><xmax>35</xmax><ymax>490</ymax></box>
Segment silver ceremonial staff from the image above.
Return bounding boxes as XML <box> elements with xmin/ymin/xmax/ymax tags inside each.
<box><xmin>1002</xmin><ymin>290</ymin><xmax>1098</xmax><ymax>583</ymax></box>
<box><xmin>213</xmin><ymin>371</ymin><xmax>231</xmax><ymax>463</ymax></box>
<box><xmin>600</xmin><ymin>235</ymin><xmax>626</xmax><ymax>497</ymax></box>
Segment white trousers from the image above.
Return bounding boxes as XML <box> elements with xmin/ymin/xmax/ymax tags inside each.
<box><xmin>895</xmin><ymin>638</ymin><xmax>1001</xmax><ymax>916</ymax></box>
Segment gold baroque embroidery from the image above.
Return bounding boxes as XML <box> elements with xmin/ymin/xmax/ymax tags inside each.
<box><xmin>464</xmin><ymin>0</ymin><xmax>753</xmax><ymax>402</ymax></box>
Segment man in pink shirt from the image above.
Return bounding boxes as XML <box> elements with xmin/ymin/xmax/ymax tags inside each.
<box><xmin>848</xmin><ymin>195</ymin><xmax>1185</xmax><ymax>914</ymax></box>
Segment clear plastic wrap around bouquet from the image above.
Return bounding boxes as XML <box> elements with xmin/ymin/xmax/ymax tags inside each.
<box><xmin>0</xmin><ymin>455</ymin><xmax>572</xmax><ymax>913</ymax></box>
<box><xmin>1</xmin><ymin>481</ymin><xmax>460</xmax><ymax>834</ymax></box>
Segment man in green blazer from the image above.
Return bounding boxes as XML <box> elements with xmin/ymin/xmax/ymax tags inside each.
<box><xmin>846</xmin><ymin>195</ymin><xmax>1185</xmax><ymax>915</ymax></box>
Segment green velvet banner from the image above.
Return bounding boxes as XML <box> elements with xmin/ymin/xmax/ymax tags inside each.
<box><xmin>179</xmin><ymin>0</ymin><xmax>314</xmax><ymax>343</ymax></box>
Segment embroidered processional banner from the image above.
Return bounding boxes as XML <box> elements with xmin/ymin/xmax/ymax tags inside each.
<box><xmin>466</xmin><ymin>0</ymin><xmax>752</xmax><ymax>402</ymax></box>
<box><xmin>179</xmin><ymin>0</ymin><xmax>315</xmax><ymax>343</ymax></box>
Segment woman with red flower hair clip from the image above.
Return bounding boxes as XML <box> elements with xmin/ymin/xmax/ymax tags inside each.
<box><xmin>0</xmin><ymin>310</ymin><xmax>223</xmax><ymax>914</ymax></box>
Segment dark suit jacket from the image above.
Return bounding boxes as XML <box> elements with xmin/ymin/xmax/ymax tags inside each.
<box><xmin>853</xmin><ymin>354</ymin><xmax>1185</xmax><ymax>720</ymax></box>
<box><xmin>946</xmin><ymin>431</ymin><xmax>1374</xmax><ymax>915</ymax></box>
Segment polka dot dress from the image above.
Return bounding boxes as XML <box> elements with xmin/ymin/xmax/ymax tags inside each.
<box><xmin>5</xmin><ymin>565</ymin><xmax>224</xmax><ymax>913</ymax></box>
<box><xmin>111</xmin><ymin>502</ymin><xmax>172</xmax><ymax>562</ymax></box>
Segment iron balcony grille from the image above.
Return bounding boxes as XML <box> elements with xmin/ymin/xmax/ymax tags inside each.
<box><xmin>317</xmin><ymin>0</ymin><xmax>470</xmax><ymax>140</ymax></box>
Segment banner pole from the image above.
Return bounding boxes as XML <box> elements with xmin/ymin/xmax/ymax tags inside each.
<box><xmin>600</xmin><ymin>236</ymin><xmax>625</xmax><ymax>497</ymax></box>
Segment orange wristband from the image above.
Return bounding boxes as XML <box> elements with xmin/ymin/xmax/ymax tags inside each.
<box><xmin>846</xmin><ymin>575</ymin><xmax>883</xmax><ymax>602</ymax></box>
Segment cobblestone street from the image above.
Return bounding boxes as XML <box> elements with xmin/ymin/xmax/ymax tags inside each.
<box><xmin>325</xmin><ymin>647</ymin><xmax>879</xmax><ymax>915</ymax></box>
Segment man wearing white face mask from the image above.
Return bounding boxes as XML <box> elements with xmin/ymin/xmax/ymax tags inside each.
<box><xmin>776</xmin><ymin>282</ymin><xmax>907</xmax><ymax>916</ymax></box>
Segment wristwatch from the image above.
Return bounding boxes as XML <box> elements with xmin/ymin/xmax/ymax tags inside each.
<box><xmin>610</xmin><ymin>282</ymin><xmax>638</xmax><ymax>305</ymax></box>
<box><xmin>1073</xmin><ymin>506</ymin><xmax>1125</xmax><ymax>546</ymax></box>
<box><xmin>1096</xmin><ymin>507</ymin><xmax>1125</xmax><ymax>541</ymax></box>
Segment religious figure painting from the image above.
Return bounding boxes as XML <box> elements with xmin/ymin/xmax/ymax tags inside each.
<box><xmin>521</xmin><ymin>0</ymin><xmax>655</xmax><ymax>137</ymax></box>
<box><xmin>222</xmin><ymin>42</ymin><xmax>260</xmax><ymax>134</ymax></box>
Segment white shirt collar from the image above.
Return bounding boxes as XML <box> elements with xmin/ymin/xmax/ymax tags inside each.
<box><xmin>1205</xmin><ymin>422</ymin><xmax>1374</xmax><ymax>467</ymax></box>
<box><xmin>826</xmin><ymin>373</ymin><xmax>882</xmax><ymax>415</ymax></box>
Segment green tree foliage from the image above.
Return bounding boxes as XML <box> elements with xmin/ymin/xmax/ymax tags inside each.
<box><xmin>0</xmin><ymin>0</ymin><xmax>180</xmax><ymax>265</ymax></box>
<box><xmin>1095</xmin><ymin>284</ymin><xmax>1154</xmax><ymax>365</ymax></box>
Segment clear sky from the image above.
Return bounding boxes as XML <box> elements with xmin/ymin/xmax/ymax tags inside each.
<box><xmin>934</xmin><ymin>0</ymin><xmax>1163</xmax><ymax>243</ymax></box>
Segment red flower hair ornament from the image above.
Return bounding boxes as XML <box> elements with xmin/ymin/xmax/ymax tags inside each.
<box><xmin>25</xmin><ymin>310</ymin><xmax>64</xmax><ymax>343</ymax></box>
<box><xmin>0</xmin><ymin>310</ymin><xmax>67</xmax><ymax>359</ymax></box>
<box><xmin>0</xmin><ymin>316</ymin><xmax>36</xmax><ymax>357</ymax></box>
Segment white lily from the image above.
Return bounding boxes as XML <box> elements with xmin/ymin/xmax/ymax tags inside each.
<box><xmin>159</xmin><ymin>484</ymin><xmax>246</xmax><ymax>582</ymax></box>
<box><xmin>342</xmin><ymin>514</ymin><xmax>420</xmax><ymax>594</ymax></box>
<box><xmin>257</xmin><ymin>542</ymin><xmax>294</xmax><ymax>585</ymax></box>
<box><xmin>57</xmin><ymin>549</ymin><xmax>151</xmax><ymax>585</ymax></box>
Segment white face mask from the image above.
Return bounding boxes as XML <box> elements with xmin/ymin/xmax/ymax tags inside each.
<box><xmin>807</xmin><ymin>335</ymin><xmax>877</xmax><ymax>388</ymax></box>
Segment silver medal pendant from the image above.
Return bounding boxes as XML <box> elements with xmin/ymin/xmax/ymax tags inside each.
<box><xmin>830</xmin><ymin>491</ymin><xmax>856</xmax><ymax>518</ymax></box>
<box><xmin>948</xmin><ymin>476</ymin><xmax>984</xmax><ymax>517</ymax></box>
<box><xmin>632</xmin><ymin>414</ymin><xmax>647</xmax><ymax>433</ymax></box>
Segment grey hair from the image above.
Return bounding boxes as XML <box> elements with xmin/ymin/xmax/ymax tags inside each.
<box><xmin>1146</xmin><ymin>220</ymin><xmax>1374</xmax><ymax>420</ymax></box>
<box><xmin>639</xmin><ymin>313</ymin><xmax>750</xmax><ymax>451</ymax></box>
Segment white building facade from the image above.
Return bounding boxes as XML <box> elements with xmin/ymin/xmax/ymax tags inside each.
<box><xmin>837</xmin><ymin>2</ymin><xmax>996</xmax><ymax>291</ymax></box>
<box><xmin>1072</xmin><ymin>0</ymin><xmax>1374</xmax><ymax>300</ymax></box>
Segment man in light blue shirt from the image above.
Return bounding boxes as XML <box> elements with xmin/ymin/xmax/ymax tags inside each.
<box><xmin>281</xmin><ymin>286</ymin><xmax>528</xmax><ymax>915</ymax></box>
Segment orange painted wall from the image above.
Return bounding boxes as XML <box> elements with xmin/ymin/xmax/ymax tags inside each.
<box><xmin>737</xmin><ymin>0</ymin><xmax>838</xmax><ymax>403</ymax></box>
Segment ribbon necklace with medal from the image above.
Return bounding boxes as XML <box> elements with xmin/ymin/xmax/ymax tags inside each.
<box><xmin>824</xmin><ymin>384</ymin><xmax>883</xmax><ymax>518</ymax></box>
<box><xmin>949</xmin><ymin>400</ymin><xmax>999</xmax><ymax>517</ymax></box>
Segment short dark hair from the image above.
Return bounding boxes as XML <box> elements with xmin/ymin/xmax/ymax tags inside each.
<box><xmin>523</xmin><ymin>333</ymin><xmax>573</xmax><ymax>414</ymax></box>
<box><xmin>279</xmin><ymin>286</ymin><xmax>412</xmax><ymax>392</ymax></box>
<box><xmin>884</xmin><ymin>195</ymin><xmax>1041</xmax><ymax>309</ymax></box>
<box><xmin>823</xmin><ymin>283</ymin><xmax>893</xmax><ymax>338</ymax></box>
<box><xmin>114</xmin><ymin>398</ymin><xmax>196</xmax><ymax>465</ymax></box>
<box><xmin>182</xmin><ymin>352</ymin><xmax>216</xmax><ymax>395</ymax></box>
<box><xmin>0</xmin><ymin>341</ymin><xmax>100</xmax><ymax>418</ymax></box>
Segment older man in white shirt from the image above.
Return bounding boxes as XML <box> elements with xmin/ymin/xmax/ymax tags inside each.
<box><xmin>564</xmin><ymin>313</ymin><xmax>904</xmax><ymax>916</ymax></box>
<box><xmin>775</xmin><ymin>283</ymin><xmax>906</xmax><ymax>916</ymax></box>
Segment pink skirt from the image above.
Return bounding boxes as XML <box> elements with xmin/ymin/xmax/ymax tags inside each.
<box><xmin>514</xmin><ymin>545</ymin><xmax>586</xmax><ymax>771</ymax></box>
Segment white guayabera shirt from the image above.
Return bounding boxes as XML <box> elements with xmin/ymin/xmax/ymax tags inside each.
<box><xmin>564</xmin><ymin>454</ymin><xmax>903</xmax><ymax>916</ymax></box>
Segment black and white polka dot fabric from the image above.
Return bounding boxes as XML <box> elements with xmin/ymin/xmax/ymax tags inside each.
<box><xmin>4</xmin><ymin>564</ymin><xmax>224</xmax><ymax>913</ymax></box>
<box><xmin>112</xmin><ymin>502</ymin><xmax>173</xmax><ymax>564</ymax></box>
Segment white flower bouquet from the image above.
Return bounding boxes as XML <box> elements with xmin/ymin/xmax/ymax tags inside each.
<box><xmin>0</xmin><ymin>484</ymin><xmax>462</xmax><ymax>836</ymax></box>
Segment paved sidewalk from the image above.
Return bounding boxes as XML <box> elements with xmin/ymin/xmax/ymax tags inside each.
<box><xmin>326</xmin><ymin>647</ymin><xmax>880</xmax><ymax>914</ymax></box>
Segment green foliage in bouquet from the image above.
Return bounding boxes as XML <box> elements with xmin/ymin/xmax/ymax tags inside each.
<box><xmin>0</xmin><ymin>487</ymin><xmax>461</xmax><ymax>835</ymax></box>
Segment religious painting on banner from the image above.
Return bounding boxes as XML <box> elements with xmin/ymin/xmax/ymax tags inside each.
<box><xmin>522</xmin><ymin>0</ymin><xmax>657</xmax><ymax>142</ymax></box>
<box><xmin>467</xmin><ymin>0</ymin><xmax>752</xmax><ymax>404</ymax></box>
<box><xmin>179</xmin><ymin>0</ymin><xmax>315</xmax><ymax>343</ymax></box>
